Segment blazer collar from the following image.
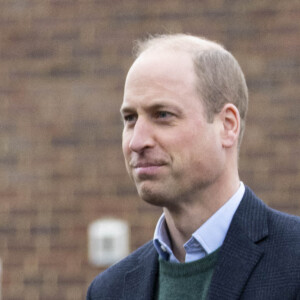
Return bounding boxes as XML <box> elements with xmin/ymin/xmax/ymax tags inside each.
<box><xmin>208</xmin><ymin>186</ymin><xmax>269</xmax><ymax>300</ymax></box>
<box><xmin>122</xmin><ymin>187</ymin><xmax>269</xmax><ymax>300</ymax></box>
<box><xmin>124</xmin><ymin>242</ymin><xmax>158</xmax><ymax>300</ymax></box>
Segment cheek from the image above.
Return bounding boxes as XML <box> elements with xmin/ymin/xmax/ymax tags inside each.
<box><xmin>122</xmin><ymin>132</ymin><xmax>130</xmax><ymax>156</ymax></box>
<box><xmin>122</xmin><ymin>139</ymin><xmax>132</xmax><ymax>174</ymax></box>
<box><xmin>122</xmin><ymin>143</ymin><xmax>131</xmax><ymax>169</ymax></box>
<box><xmin>173</xmin><ymin>129</ymin><xmax>218</xmax><ymax>167</ymax></box>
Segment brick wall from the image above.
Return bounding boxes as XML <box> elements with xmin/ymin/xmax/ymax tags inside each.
<box><xmin>0</xmin><ymin>1</ymin><xmax>299</xmax><ymax>299</ymax></box>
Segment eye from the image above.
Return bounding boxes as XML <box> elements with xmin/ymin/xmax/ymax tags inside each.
<box><xmin>123</xmin><ymin>114</ymin><xmax>137</xmax><ymax>125</ymax></box>
<box><xmin>155</xmin><ymin>111</ymin><xmax>173</xmax><ymax>119</ymax></box>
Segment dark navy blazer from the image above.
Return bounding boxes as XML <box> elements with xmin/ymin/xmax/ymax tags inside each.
<box><xmin>87</xmin><ymin>187</ymin><xmax>300</xmax><ymax>299</ymax></box>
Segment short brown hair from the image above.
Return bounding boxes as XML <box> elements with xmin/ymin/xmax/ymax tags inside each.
<box><xmin>134</xmin><ymin>34</ymin><xmax>248</xmax><ymax>146</ymax></box>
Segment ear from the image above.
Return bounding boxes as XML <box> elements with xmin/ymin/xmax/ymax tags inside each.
<box><xmin>219</xmin><ymin>103</ymin><xmax>240</xmax><ymax>148</ymax></box>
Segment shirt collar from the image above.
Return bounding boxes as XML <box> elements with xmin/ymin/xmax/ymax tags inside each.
<box><xmin>153</xmin><ymin>182</ymin><xmax>245</xmax><ymax>263</ymax></box>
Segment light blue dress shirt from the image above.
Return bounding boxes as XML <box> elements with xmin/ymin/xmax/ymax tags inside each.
<box><xmin>153</xmin><ymin>182</ymin><xmax>245</xmax><ymax>263</ymax></box>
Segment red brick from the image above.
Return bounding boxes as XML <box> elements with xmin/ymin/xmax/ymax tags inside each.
<box><xmin>0</xmin><ymin>1</ymin><xmax>299</xmax><ymax>299</ymax></box>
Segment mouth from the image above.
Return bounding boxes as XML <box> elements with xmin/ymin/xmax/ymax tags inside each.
<box><xmin>134</xmin><ymin>162</ymin><xmax>164</xmax><ymax>168</ymax></box>
<box><xmin>131</xmin><ymin>161</ymin><xmax>167</xmax><ymax>178</ymax></box>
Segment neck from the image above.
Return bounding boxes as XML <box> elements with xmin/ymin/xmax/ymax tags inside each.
<box><xmin>163</xmin><ymin>172</ymin><xmax>240</xmax><ymax>263</ymax></box>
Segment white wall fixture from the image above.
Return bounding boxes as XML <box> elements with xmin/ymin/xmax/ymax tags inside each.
<box><xmin>88</xmin><ymin>218</ymin><xmax>130</xmax><ymax>267</ymax></box>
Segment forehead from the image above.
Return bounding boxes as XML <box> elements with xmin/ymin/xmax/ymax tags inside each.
<box><xmin>127</xmin><ymin>49</ymin><xmax>195</xmax><ymax>86</ymax></box>
<box><xmin>122</xmin><ymin>49</ymin><xmax>199</xmax><ymax>110</ymax></box>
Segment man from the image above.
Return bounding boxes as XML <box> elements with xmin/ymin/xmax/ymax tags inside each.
<box><xmin>87</xmin><ymin>34</ymin><xmax>300</xmax><ymax>299</ymax></box>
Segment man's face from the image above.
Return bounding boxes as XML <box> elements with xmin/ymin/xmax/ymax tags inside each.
<box><xmin>121</xmin><ymin>49</ymin><xmax>225</xmax><ymax>207</ymax></box>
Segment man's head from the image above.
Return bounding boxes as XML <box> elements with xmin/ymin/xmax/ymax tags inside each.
<box><xmin>134</xmin><ymin>34</ymin><xmax>248</xmax><ymax>145</ymax></box>
<box><xmin>121</xmin><ymin>34</ymin><xmax>248</xmax><ymax>207</ymax></box>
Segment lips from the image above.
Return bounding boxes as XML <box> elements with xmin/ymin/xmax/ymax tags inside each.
<box><xmin>131</xmin><ymin>159</ymin><xmax>167</xmax><ymax>168</ymax></box>
<box><xmin>134</xmin><ymin>162</ymin><xmax>164</xmax><ymax>168</ymax></box>
<box><xmin>131</xmin><ymin>160</ymin><xmax>167</xmax><ymax>178</ymax></box>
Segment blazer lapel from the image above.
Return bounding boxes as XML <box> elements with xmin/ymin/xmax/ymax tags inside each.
<box><xmin>124</xmin><ymin>243</ymin><xmax>158</xmax><ymax>300</ymax></box>
<box><xmin>208</xmin><ymin>187</ymin><xmax>269</xmax><ymax>300</ymax></box>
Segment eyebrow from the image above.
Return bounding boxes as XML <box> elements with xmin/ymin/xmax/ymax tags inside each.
<box><xmin>120</xmin><ymin>100</ymin><xmax>183</xmax><ymax>115</ymax></box>
<box><xmin>120</xmin><ymin>105</ymin><xmax>134</xmax><ymax>115</ymax></box>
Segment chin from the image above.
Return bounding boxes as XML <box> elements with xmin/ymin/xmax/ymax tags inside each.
<box><xmin>137</xmin><ymin>185</ymin><xmax>175</xmax><ymax>208</ymax></box>
<box><xmin>138</xmin><ymin>186</ymin><xmax>162</xmax><ymax>206</ymax></box>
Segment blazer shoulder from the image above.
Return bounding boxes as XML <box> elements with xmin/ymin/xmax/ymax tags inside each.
<box><xmin>267</xmin><ymin>206</ymin><xmax>300</xmax><ymax>240</ymax></box>
<box><xmin>233</xmin><ymin>186</ymin><xmax>300</xmax><ymax>252</ymax></box>
<box><xmin>87</xmin><ymin>241</ymin><xmax>156</xmax><ymax>299</ymax></box>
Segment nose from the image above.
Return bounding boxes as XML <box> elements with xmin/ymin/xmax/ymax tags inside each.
<box><xmin>128</xmin><ymin>118</ymin><xmax>155</xmax><ymax>153</ymax></box>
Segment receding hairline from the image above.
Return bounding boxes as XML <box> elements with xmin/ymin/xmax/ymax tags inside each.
<box><xmin>132</xmin><ymin>33</ymin><xmax>249</xmax><ymax>148</ymax></box>
<box><xmin>133</xmin><ymin>34</ymin><xmax>228</xmax><ymax>58</ymax></box>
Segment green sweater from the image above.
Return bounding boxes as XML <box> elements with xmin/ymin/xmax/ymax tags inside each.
<box><xmin>156</xmin><ymin>249</ymin><xmax>220</xmax><ymax>300</ymax></box>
